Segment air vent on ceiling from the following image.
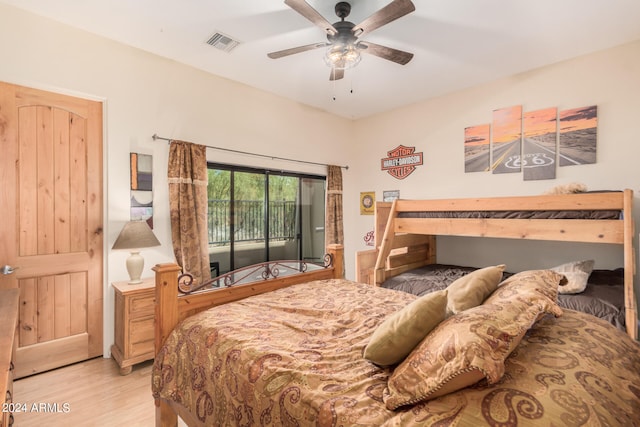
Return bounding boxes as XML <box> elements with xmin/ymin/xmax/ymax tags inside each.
<box><xmin>206</xmin><ymin>31</ymin><xmax>241</xmax><ymax>53</ymax></box>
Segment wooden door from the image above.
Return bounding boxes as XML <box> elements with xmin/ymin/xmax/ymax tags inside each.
<box><xmin>0</xmin><ymin>82</ymin><xmax>103</xmax><ymax>378</ymax></box>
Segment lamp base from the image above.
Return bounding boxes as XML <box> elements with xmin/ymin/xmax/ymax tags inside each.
<box><xmin>126</xmin><ymin>251</ymin><xmax>144</xmax><ymax>285</ymax></box>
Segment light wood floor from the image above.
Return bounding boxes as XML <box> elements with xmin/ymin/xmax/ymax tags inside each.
<box><xmin>13</xmin><ymin>357</ymin><xmax>187</xmax><ymax>426</ymax></box>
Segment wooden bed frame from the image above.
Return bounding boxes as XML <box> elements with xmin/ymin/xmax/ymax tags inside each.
<box><xmin>152</xmin><ymin>244</ymin><xmax>344</xmax><ymax>427</ymax></box>
<box><xmin>355</xmin><ymin>189</ymin><xmax>637</xmax><ymax>340</ymax></box>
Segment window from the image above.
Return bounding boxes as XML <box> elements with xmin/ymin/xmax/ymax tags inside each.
<box><xmin>207</xmin><ymin>163</ymin><xmax>326</xmax><ymax>275</ymax></box>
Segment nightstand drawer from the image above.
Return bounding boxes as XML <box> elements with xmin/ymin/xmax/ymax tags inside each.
<box><xmin>129</xmin><ymin>294</ymin><xmax>155</xmax><ymax>318</ymax></box>
<box><xmin>129</xmin><ymin>316</ymin><xmax>154</xmax><ymax>357</ymax></box>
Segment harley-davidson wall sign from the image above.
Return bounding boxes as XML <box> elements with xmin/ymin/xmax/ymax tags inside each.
<box><xmin>380</xmin><ymin>145</ymin><xmax>423</xmax><ymax>179</ymax></box>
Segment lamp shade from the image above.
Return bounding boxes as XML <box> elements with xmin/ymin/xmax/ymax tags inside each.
<box><xmin>112</xmin><ymin>221</ymin><xmax>161</xmax><ymax>284</ymax></box>
<box><xmin>112</xmin><ymin>220</ymin><xmax>161</xmax><ymax>250</ymax></box>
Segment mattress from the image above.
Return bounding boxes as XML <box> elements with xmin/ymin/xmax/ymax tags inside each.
<box><xmin>397</xmin><ymin>209</ymin><xmax>622</xmax><ymax>220</ymax></box>
<box><xmin>381</xmin><ymin>264</ymin><xmax>626</xmax><ymax>330</ymax></box>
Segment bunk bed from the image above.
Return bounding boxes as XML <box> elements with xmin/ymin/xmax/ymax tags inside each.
<box><xmin>356</xmin><ymin>189</ymin><xmax>637</xmax><ymax>339</ymax></box>
<box><xmin>151</xmin><ymin>235</ymin><xmax>640</xmax><ymax>426</ymax></box>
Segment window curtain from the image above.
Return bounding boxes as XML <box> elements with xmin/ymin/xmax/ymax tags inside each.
<box><xmin>325</xmin><ymin>165</ymin><xmax>344</xmax><ymax>273</ymax></box>
<box><xmin>168</xmin><ymin>140</ymin><xmax>211</xmax><ymax>285</ymax></box>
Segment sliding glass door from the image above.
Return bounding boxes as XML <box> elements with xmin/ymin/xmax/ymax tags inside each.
<box><xmin>207</xmin><ymin>164</ymin><xmax>325</xmax><ymax>275</ymax></box>
<box><xmin>300</xmin><ymin>178</ymin><xmax>326</xmax><ymax>262</ymax></box>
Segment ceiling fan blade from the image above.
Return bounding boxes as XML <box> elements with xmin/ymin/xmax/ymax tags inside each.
<box><xmin>352</xmin><ymin>0</ymin><xmax>416</xmax><ymax>37</ymax></box>
<box><xmin>285</xmin><ymin>0</ymin><xmax>337</xmax><ymax>36</ymax></box>
<box><xmin>267</xmin><ymin>42</ymin><xmax>327</xmax><ymax>59</ymax></box>
<box><xmin>329</xmin><ymin>68</ymin><xmax>345</xmax><ymax>81</ymax></box>
<box><xmin>358</xmin><ymin>41</ymin><xmax>413</xmax><ymax>65</ymax></box>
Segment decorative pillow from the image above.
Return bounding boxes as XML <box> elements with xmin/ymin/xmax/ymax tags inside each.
<box><xmin>383</xmin><ymin>270</ymin><xmax>564</xmax><ymax>410</ymax></box>
<box><xmin>364</xmin><ymin>289</ymin><xmax>447</xmax><ymax>366</ymax></box>
<box><xmin>446</xmin><ymin>264</ymin><xmax>506</xmax><ymax>316</ymax></box>
<box><xmin>543</xmin><ymin>182</ymin><xmax>587</xmax><ymax>195</ymax></box>
<box><xmin>486</xmin><ymin>269</ymin><xmax>565</xmax><ymax>310</ymax></box>
<box><xmin>551</xmin><ymin>260</ymin><xmax>595</xmax><ymax>294</ymax></box>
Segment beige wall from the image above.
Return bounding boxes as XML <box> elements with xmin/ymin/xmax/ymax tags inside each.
<box><xmin>1</xmin><ymin>1</ymin><xmax>639</xmax><ymax>352</ymax></box>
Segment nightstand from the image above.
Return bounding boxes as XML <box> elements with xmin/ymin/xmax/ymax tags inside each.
<box><xmin>111</xmin><ymin>277</ymin><xmax>155</xmax><ymax>375</ymax></box>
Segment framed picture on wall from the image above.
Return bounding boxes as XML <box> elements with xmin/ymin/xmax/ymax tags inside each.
<box><xmin>383</xmin><ymin>190</ymin><xmax>400</xmax><ymax>202</ymax></box>
<box><xmin>130</xmin><ymin>153</ymin><xmax>154</xmax><ymax>228</ymax></box>
<box><xmin>360</xmin><ymin>192</ymin><xmax>375</xmax><ymax>215</ymax></box>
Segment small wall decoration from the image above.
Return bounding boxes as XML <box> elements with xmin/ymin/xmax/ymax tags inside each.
<box><xmin>363</xmin><ymin>230</ymin><xmax>375</xmax><ymax>246</ymax></box>
<box><xmin>464</xmin><ymin>124</ymin><xmax>491</xmax><ymax>172</ymax></box>
<box><xmin>130</xmin><ymin>153</ymin><xmax>154</xmax><ymax>228</ymax></box>
<box><xmin>559</xmin><ymin>105</ymin><xmax>597</xmax><ymax>166</ymax></box>
<box><xmin>380</xmin><ymin>145</ymin><xmax>423</xmax><ymax>180</ymax></box>
<box><xmin>383</xmin><ymin>190</ymin><xmax>400</xmax><ymax>202</ymax></box>
<box><xmin>523</xmin><ymin>107</ymin><xmax>557</xmax><ymax>181</ymax></box>
<box><xmin>491</xmin><ymin>105</ymin><xmax>522</xmax><ymax>174</ymax></box>
<box><xmin>360</xmin><ymin>192</ymin><xmax>375</xmax><ymax>215</ymax></box>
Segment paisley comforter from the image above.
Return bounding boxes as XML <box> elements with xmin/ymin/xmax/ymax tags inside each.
<box><xmin>152</xmin><ymin>278</ymin><xmax>640</xmax><ymax>426</ymax></box>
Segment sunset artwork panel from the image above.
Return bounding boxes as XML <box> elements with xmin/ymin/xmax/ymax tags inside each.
<box><xmin>522</xmin><ymin>107</ymin><xmax>557</xmax><ymax>181</ymax></box>
<box><xmin>559</xmin><ymin>105</ymin><xmax>597</xmax><ymax>166</ymax></box>
<box><xmin>491</xmin><ymin>105</ymin><xmax>522</xmax><ymax>174</ymax></box>
<box><xmin>464</xmin><ymin>124</ymin><xmax>491</xmax><ymax>172</ymax></box>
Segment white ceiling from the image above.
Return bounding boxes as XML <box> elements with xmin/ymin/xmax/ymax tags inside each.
<box><xmin>4</xmin><ymin>0</ymin><xmax>640</xmax><ymax>119</ymax></box>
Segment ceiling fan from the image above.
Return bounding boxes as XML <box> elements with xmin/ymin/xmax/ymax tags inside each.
<box><xmin>268</xmin><ymin>0</ymin><xmax>416</xmax><ymax>81</ymax></box>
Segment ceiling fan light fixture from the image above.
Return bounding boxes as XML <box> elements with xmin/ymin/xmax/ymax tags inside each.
<box><xmin>324</xmin><ymin>43</ymin><xmax>361</xmax><ymax>70</ymax></box>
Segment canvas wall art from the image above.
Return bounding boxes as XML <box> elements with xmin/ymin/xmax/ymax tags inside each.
<box><xmin>491</xmin><ymin>105</ymin><xmax>522</xmax><ymax>174</ymax></box>
<box><xmin>464</xmin><ymin>124</ymin><xmax>491</xmax><ymax>173</ymax></box>
<box><xmin>559</xmin><ymin>105</ymin><xmax>597</xmax><ymax>166</ymax></box>
<box><xmin>522</xmin><ymin>107</ymin><xmax>557</xmax><ymax>181</ymax></box>
<box><xmin>464</xmin><ymin>104</ymin><xmax>597</xmax><ymax>181</ymax></box>
<box><xmin>130</xmin><ymin>153</ymin><xmax>154</xmax><ymax>228</ymax></box>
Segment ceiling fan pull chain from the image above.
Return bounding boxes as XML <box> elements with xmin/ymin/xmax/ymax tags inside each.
<box><xmin>332</xmin><ymin>70</ymin><xmax>337</xmax><ymax>100</ymax></box>
<box><xmin>350</xmin><ymin>67</ymin><xmax>355</xmax><ymax>94</ymax></box>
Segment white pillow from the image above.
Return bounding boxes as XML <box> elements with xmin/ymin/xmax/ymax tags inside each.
<box><xmin>551</xmin><ymin>260</ymin><xmax>595</xmax><ymax>294</ymax></box>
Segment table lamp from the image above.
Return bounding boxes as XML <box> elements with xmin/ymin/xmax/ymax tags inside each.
<box><xmin>112</xmin><ymin>220</ymin><xmax>161</xmax><ymax>284</ymax></box>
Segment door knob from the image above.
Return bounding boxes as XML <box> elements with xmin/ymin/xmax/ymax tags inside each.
<box><xmin>0</xmin><ymin>265</ymin><xmax>17</xmax><ymax>275</ymax></box>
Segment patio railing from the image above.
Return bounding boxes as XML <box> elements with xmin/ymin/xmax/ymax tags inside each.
<box><xmin>207</xmin><ymin>199</ymin><xmax>297</xmax><ymax>245</ymax></box>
